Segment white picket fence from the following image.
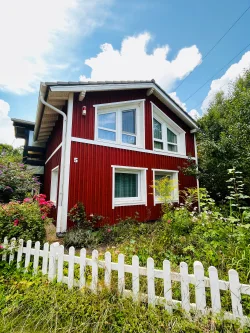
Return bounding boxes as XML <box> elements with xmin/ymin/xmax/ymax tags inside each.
<box><xmin>1</xmin><ymin>237</ymin><xmax>250</xmax><ymax>325</ymax></box>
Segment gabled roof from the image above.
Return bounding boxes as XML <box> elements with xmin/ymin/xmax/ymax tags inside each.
<box><xmin>34</xmin><ymin>80</ymin><xmax>198</xmax><ymax>142</ymax></box>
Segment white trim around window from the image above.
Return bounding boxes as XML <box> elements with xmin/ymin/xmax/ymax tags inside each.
<box><xmin>50</xmin><ymin>165</ymin><xmax>59</xmax><ymax>205</ymax></box>
<box><xmin>152</xmin><ymin>168</ymin><xmax>179</xmax><ymax>205</ymax></box>
<box><xmin>151</xmin><ymin>102</ymin><xmax>186</xmax><ymax>156</ymax></box>
<box><xmin>95</xmin><ymin>99</ymin><xmax>145</xmax><ymax>149</ymax></box>
<box><xmin>112</xmin><ymin>165</ymin><xmax>147</xmax><ymax>209</ymax></box>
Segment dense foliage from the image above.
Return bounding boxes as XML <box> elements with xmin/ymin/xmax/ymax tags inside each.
<box><xmin>0</xmin><ymin>144</ymin><xmax>22</xmax><ymax>164</ymax></box>
<box><xmin>0</xmin><ymin>263</ymin><xmax>246</xmax><ymax>333</ymax></box>
<box><xmin>197</xmin><ymin>69</ymin><xmax>250</xmax><ymax>201</ymax></box>
<box><xmin>0</xmin><ymin>194</ymin><xmax>54</xmax><ymax>242</ymax></box>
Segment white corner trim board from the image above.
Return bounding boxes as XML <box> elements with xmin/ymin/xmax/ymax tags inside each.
<box><xmin>45</xmin><ymin>143</ymin><xmax>62</xmax><ymax>164</ymax></box>
<box><xmin>71</xmin><ymin>137</ymin><xmax>195</xmax><ymax>160</ymax></box>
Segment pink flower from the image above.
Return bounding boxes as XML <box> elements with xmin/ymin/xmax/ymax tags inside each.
<box><xmin>23</xmin><ymin>198</ymin><xmax>31</xmax><ymax>203</ymax></box>
<box><xmin>0</xmin><ymin>245</ymin><xmax>3</xmax><ymax>249</ymax></box>
<box><xmin>107</xmin><ymin>228</ymin><xmax>111</xmax><ymax>233</ymax></box>
<box><xmin>13</xmin><ymin>219</ymin><xmax>19</xmax><ymax>226</ymax></box>
<box><xmin>41</xmin><ymin>215</ymin><xmax>46</xmax><ymax>220</ymax></box>
<box><xmin>167</xmin><ymin>219</ymin><xmax>171</xmax><ymax>224</ymax></box>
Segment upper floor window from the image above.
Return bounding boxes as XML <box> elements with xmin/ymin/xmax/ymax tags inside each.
<box><xmin>95</xmin><ymin>100</ymin><xmax>145</xmax><ymax>148</ymax></box>
<box><xmin>152</xmin><ymin>103</ymin><xmax>186</xmax><ymax>155</ymax></box>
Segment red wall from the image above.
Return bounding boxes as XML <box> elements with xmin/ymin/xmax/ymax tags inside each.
<box><xmin>68</xmin><ymin>142</ymin><xmax>197</xmax><ymax>226</ymax></box>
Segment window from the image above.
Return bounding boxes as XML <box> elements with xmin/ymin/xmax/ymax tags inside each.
<box><xmin>50</xmin><ymin>166</ymin><xmax>59</xmax><ymax>205</ymax></box>
<box><xmin>112</xmin><ymin>166</ymin><xmax>147</xmax><ymax>208</ymax></box>
<box><xmin>152</xmin><ymin>103</ymin><xmax>186</xmax><ymax>155</ymax></box>
<box><xmin>95</xmin><ymin>100</ymin><xmax>145</xmax><ymax>148</ymax></box>
<box><xmin>152</xmin><ymin>169</ymin><xmax>179</xmax><ymax>205</ymax></box>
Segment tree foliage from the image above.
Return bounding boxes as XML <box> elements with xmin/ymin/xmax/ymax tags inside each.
<box><xmin>197</xmin><ymin>69</ymin><xmax>250</xmax><ymax>201</ymax></box>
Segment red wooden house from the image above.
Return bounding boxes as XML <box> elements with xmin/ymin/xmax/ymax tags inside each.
<box><xmin>14</xmin><ymin>80</ymin><xmax>199</xmax><ymax>234</ymax></box>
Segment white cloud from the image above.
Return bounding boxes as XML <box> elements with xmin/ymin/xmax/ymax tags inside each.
<box><xmin>0</xmin><ymin>0</ymin><xmax>112</xmax><ymax>94</ymax></box>
<box><xmin>0</xmin><ymin>100</ymin><xmax>24</xmax><ymax>147</ymax></box>
<box><xmin>169</xmin><ymin>92</ymin><xmax>187</xmax><ymax>111</ymax></box>
<box><xmin>80</xmin><ymin>32</ymin><xmax>202</xmax><ymax>91</ymax></box>
<box><xmin>201</xmin><ymin>51</ymin><xmax>250</xmax><ymax>112</ymax></box>
<box><xmin>188</xmin><ymin>109</ymin><xmax>200</xmax><ymax>120</ymax></box>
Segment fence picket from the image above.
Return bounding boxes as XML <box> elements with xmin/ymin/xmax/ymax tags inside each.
<box><xmin>24</xmin><ymin>240</ymin><xmax>32</xmax><ymax>271</ymax></box>
<box><xmin>33</xmin><ymin>241</ymin><xmax>40</xmax><ymax>275</ymax></box>
<box><xmin>132</xmin><ymin>255</ymin><xmax>140</xmax><ymax>302</ymax></box>
<box><xmin>104</xmin><ymin>251</ymin><xmax>111</xmax><ymax>289</ymax></box>
<box><xmin>163</xmin><ymin>260</ymin><xmax>172</xmax><ymax>313</ymax></box>
<box><xmin>48</xmin><ymin>242</ymin><xmax>59</xmax><ymax>281</ymax></box>
<box><xmin>17</xmin><ymin>239</ymin><xmax>23</xmax><ymax>268</ymax></box>
<box><xmin>229</xmin><ymin>269</ymin><xmax>243</xmax><ymax>318</ymax></box>
<box><xmin>57</xmin><ymin>245</ymin><xmax>64</xmax><ymax>283</ymax></box>
<box><xmin>180</xmin><ymin>262</ymin><xmax>190</xmax><ymax>313</ymax></box>
<box><xmin>147</xmin><ymin>257</ymin><xmax>155</xmax><ymax>306</ymax></box>
<box><xmin>2</xmin><ymin>237</ymin><xmax>8</xmax><ymax>261</ymax></box>
<box><xmin>79</xmin><ymin>248</ymin><xmax>86</xmax><ymax>289</ymax></box>
<box><xmin>42</xmin><ymin>242</ymin><xmax>49</xmax><ymax>275</ymax></box>
<box><xmin>194</xmin><ymin>261</ymin><xmax>206</xmax><ymax>314</ymax></box>
<box><xmin>68</xmin><ymin>246</ymin><xmax>75</xmax><ymax>289</ymax></box>
<box><xmin>91</xmin><ymin>250</ymin><xmax>98</xmax><ymax>292</ymax></box>
<box><xmin>9</xmin><ymin>238</ymin><xmax>16</xmax><ymax>263</ymax></box>
<box><xmin>209</xmin><ymin>266</ymin><xmax>221</xmax><ymax>314</ymax></box>
<box><xmin>118</xmin><ymin>254</ymin><xmax>125</xmax><ymax>294</ymax></box>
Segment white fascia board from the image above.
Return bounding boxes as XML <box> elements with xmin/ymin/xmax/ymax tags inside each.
<box><xmin>50</xmin><ymin>83</ymin><xmax>153</xmax><ymax>93</ymax></box>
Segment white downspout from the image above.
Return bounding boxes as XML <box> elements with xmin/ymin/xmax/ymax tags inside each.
<box><xmin>40</xmin><ymin>94</ymin><xmax>67</xmax><ymax>234</ymax></box>
<box><xmin>193</xmin><ymin>132</ymin><xmax>200</xmax><ymax>212</ymax></box>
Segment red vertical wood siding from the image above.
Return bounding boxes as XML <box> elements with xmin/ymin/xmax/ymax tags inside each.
<box><xmin>45</xmin><ymin>116</ymin><xmax>63</xmax><ymax>160</ymax></box>
<box><xmin>68</xmin><ymin>142</ymin><xmax>197</xmax><ymax>226</ymax></box>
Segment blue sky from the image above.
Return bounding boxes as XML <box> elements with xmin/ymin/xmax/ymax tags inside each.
<box><xmin>0</xmin><ymin>0</ymin><xmax>250</xmax><ymax>145</ymax></box>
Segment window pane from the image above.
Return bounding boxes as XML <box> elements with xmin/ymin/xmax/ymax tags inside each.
<box><xmin>98</xmin><ymin>112</ymin><xmax>116</xmax><ymax>130</ymax></box>
<box><xmin>167</xmin><ymin>128</ymin><xmax>177</xmax><ymax>144</ymax></box>
<box><xmin>154</xmin><ymin>141</ymin><xmax>163</xmax><ymax>150</ymax></box>
<box><xmin>168</xmin><ymin>144</ymin><xmax>178</xmax><ymax>152</ymax></box>
<box><xmin>122</xmin><ymin>134</ymin><xmax>136</xmax><ymax>145</ymax></box>
<box><xmin>153</xmin><ymin>118</ymin><xmax>162</xmax><ymax>140</ymax></box>
<box><xmin>115</xmin><ymin>173</ymin><xmax>138</xmax><ymax>198</ymax></box>
<box><xmin>155</xmin><ymin>174</ymin><xmax>171</xmax><ymax>196</ymax></box>
<box><xmin>122</xmin><ymin>109</ymin><xmax>136</xmax><ymax>134</ymax></box>
<box><xmin>98</xmin><ymin>129</ymin><xmax>116</xmax><ymax>141</ymax></box>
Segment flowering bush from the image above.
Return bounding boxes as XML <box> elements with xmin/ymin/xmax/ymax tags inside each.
<box><xmin>0</xmin><ymin>162</ymin><xmax>40</xmax><ymax>202</ymax></box>
<box><xmin>0</xmin><ymin>194</ymin><xmax>54</xmax><ymax>242</ymax></box>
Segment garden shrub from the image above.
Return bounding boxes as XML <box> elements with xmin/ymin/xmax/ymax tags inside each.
<box><xmin>0</xmin><ymin>194</ymin><xmax>53</xmax><ymax>242</ymax></box>
<box><xmin>0</xmin><ymin>162</ymin><xmax>40</xmax><ymax>202</ymax></box>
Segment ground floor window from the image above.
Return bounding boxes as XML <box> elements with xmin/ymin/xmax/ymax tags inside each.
<box><xmin>112</xmin><ymin>166</ymin><xmax>147</xmax><ymax>208</ymax></box>
<box><xmin>152</xmin><ymin>169</ymin><xmax>179</xmax><ymax>205</ymax></box>
<box><xmin>50</xmin><ymin>166</ymin><xmax>59</xmax><ymax>205</ymax></box>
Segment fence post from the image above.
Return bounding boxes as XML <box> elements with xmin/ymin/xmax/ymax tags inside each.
<box><xmin>2</xmin><ymin>237</ymin><xmax>8</xmax><ymax>261</ymax></box>
<box><xmin>33</xmin><ymin>241</ymin><xmax>40</xmax><ymax>275</ymax></box>
<box><xmin>48</xmin><ymin>242</ymin><xmax>59</xmax><ymax>281</ymax></box>
<box><xmin>229</xmin><ymin>269</ymin><xmax>243</xmax><ymax>319</ymax></box>
<box><xmin>24</xmin><ymin>240</ymin><xmax>32</xmax><ymax>271</ymax></box>
<box><xmin>68</xmin><ymin>246</ymin><xmax>75</xmax><ymax>289</ymax></box>
<box><xmin>194</xmin><ymin>261</ymin><xmax>206</xmax><ymax>314</ymax></box>
<box><xmin>118</xmin><ymin>254</ymin><xmax>125</xmax><ymax>294</ymax></box>
<box><xmin>104</xmin><ymin>251</ymin><xmax>111</xmax><ymax>290</ymax></box>
<box><xmin>9</xmin><ymin>238</ymin><xmax>16</xmax><ymax>263</ymax></box>
<box><xmin>163</xmin><ymin>260</ymin><xmax>172</xmax><ymax>313</ymax></box>
<box><xmin>132</xmin><ymin>255</ymin><xmax>140</xmax><ymax>302</ymax></box>
<box><xmin>209</xmin><ymin>266</ymin><xmax>221</xmax><ymax>314</ymax></box>
<box><xmin>79</xmin><ymin>248</ymin><xmax>86</xmax><ymax>289</ymax></box>
<box><xmin>147</xmin><ymin>257</ymin><xmax>155</xmax><ymax>306</ymax></box>
<box><xmin>57</xmin><ymin>245</ymin><xmax>64</xmax><ymax>283</ymax></box>
<box><xmin>180</xmin><ymin>262</ymin><xmax>190</xmax><ymax>313</ymax></box>
<box><xmin>91</xmin><ymin>250</ymin><xmax>98</xmax><ymax>293</ymax></box>
<box><xmin>42</xmin><ymin>242</ymin><xmax>49</xmax><ymax>275</ymax></box>
<box><xmin>17</xmin><ymin>239</ymin><xmax>24</xmax><ymax>268</ymax></box>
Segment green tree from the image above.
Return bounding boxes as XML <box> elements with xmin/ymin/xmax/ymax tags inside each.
<box><xmin>197</xmin><ymin>69</ymin><xmax>250</xmax><ymax>201</ymax></box>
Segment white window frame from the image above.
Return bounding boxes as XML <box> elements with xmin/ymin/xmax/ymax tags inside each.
<box><xmin>151</xmin><ymin>102</ymin><xmax>186</xmax><ymax>156</ymax></box>
<box><xmin>152</xmin><ymin>168</ymin><xmax>179</xmax><ymax>205</ymax></box>
<box><xmin>95</xmin><ymin>99</ymin><xmax>145</xmax><ymax>149</ymax></box>
<box><xmin>112</xmin><ymin>165</ymin><xmax>147</xmax><ymax>208</ymax></box>
<box><xmin>50</xmin><ymin>165</ymin><xmax>59</xmax><ymax>205</ymax></box>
